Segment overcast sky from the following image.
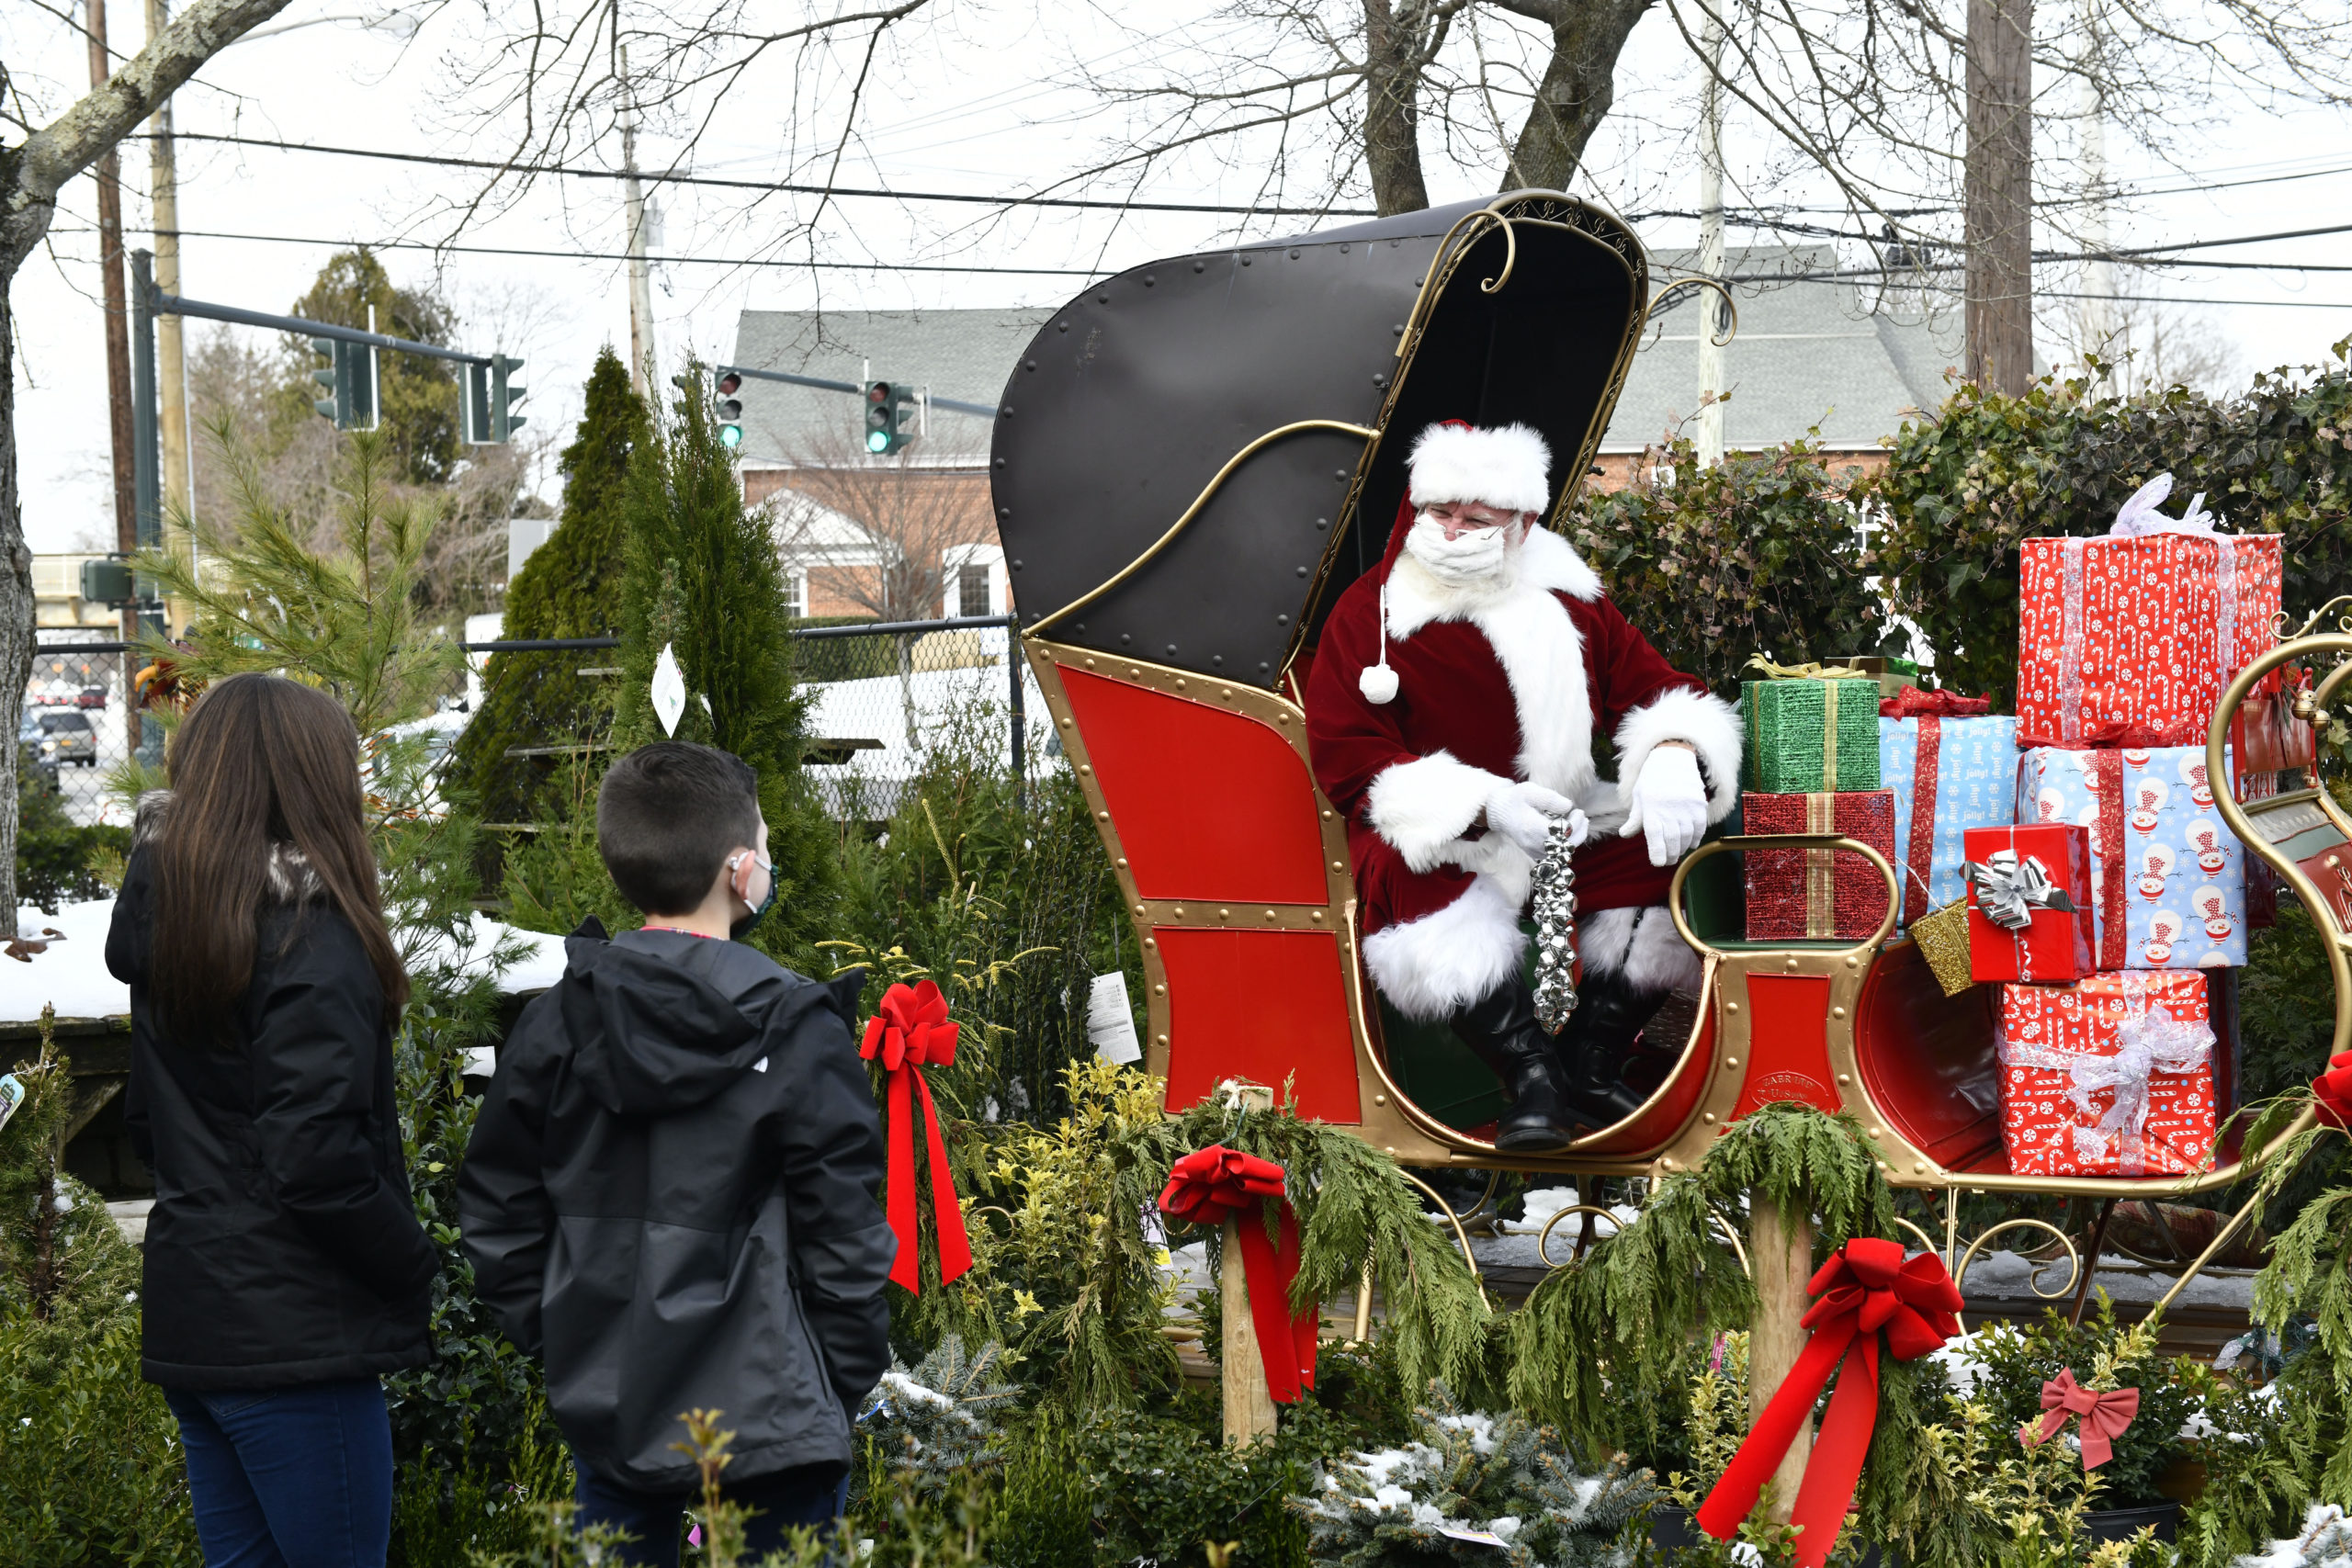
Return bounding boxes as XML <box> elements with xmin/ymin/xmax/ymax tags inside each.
<box><xmin>7</xmin><ymin>0</ymin><xmax>2349</xmax><ymax>555</ymax></box>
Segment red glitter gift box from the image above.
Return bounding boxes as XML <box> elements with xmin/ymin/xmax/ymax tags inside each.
<box><xmin>1742</xmin><ymin>791</ymin><xmax>1898</xmax><ymax>942</ymax></box>
<box><xmin>1963</xmin><ymin>823</ymin><xmax>2097</xmax><ymax>984</ymax></box>
<box><xmin>1996</xmin><ymin>971</ymin><xmax>2219</xmax><ymax>1178</ymax></box>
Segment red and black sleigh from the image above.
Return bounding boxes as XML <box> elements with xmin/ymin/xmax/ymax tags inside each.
<box><xmin>986</xmin><ymin>190</ymin><xmax>2339</xmax><ymax>1249</ymax></box>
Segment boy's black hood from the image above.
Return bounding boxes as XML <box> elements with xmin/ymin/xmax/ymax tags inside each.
<box><xmin>557</xmin><ymin>919</ymin><xmax>865</xmax><ymax>1116</ymax></box>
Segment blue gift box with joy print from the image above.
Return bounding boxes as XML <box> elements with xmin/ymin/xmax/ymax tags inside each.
<box><xmin>1878</xmin><ymin>714</ymin><xmax>2021</xmax><ymax>931</ymax></box>
<box><xmin>2012</xmin><ymin>743</ymin><xmax>2247</xmax><ymax>971</ymax></box>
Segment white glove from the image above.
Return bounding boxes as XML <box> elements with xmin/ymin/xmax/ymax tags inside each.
<box><xmin>1484</xmin><ymin>781</ymin><xmax>1589</xmax><ymax>858</ymax></box>
<box><xmin>1623</xmin><ymin>745</ymin><xmax>1710</xmax><ymax>866</ymax></box>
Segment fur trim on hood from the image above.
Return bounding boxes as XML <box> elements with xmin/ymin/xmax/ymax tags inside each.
<box><xmin>1406</xmin><ymin>421</ymin><xmax>1553</xmax><ymax>516</ymax></box>
<box><xmin>132</xmin><ymin>789</ymin><xmax>324</xmax><ymax>903</ymax></box>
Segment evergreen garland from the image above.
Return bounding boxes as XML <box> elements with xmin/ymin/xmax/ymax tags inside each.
<box><xmin>1292</xmin><ymin>1382</ymin><xmax>1654</xmax><ymax>1567</ymax></box>
<box><xmin>1165</xmin><ymin>1089</ymin><xmax>1495</xmax><ymax>1406</ymax></box>
<box><xmin>454</xmin><ymin>345</ymin><xmax>647</xmax><ymax>848</ymax></box>
<box><xmin>1505</xmin><ymin>1105</ymin><xmax>1894</xmax><ymax>1473</ymax></box>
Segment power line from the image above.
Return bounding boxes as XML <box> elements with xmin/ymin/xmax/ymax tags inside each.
<box><xmin>139</xmin><ymin>130</ymin><xmax>1381</xmax><ymax>220</ymax></box>
<box><xmin>142</xmin><ymin>226</ymin><xmax>1111</xmax><ymax>276</ymax></box>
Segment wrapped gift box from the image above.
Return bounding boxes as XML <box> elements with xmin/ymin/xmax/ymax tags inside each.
<box><xmin>2013</xmin><ymin>743</ymin><xmax>2248</xmax><ymax>970</ymax></box>
<box><xmin>1964</xmin><ymin>823</ymin><xmax>2097</xmax><ymax>984</ymax></box>
<box><xmin>2018</xmin><ymin>527</ymin><xmax>2281</xmax><ymax>745</ymax></box>
<box><xmin>1743</xmin><ymin>791</ymin><xmax>1898</xmax><ymax>941</ymax></box>
<box><xmin>1996</xmin><ymin>971</ymin><xmax>2219</xmax><ymax>1178</ymax></box>
<box><xmin>1742</xmin><ymin>677</ymin><xmax>1883</xmax><ymax>793</ymax></box>
<box><xmin>1880</xmin><ymin>712</ymin><xmax>2021</xmax><ymax>929</ymax></box>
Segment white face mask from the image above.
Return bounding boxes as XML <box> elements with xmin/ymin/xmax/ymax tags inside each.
<box><xmin>1403</xmin><ymin>510</ymin><xmax>1518</xmax><ymax>588</ymax></box>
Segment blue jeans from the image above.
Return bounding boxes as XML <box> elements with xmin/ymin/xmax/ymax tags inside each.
<box><xmin>572</xmin><ymin>1458</ymin><xmax>848</xmax><ymax>1568</ymax></box>
<box><xmin>162</xmin><ymin>1378</ymin><xmax>393</xmax><ymax>1568</ymax></box>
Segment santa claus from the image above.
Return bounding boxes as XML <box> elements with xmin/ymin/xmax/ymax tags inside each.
<box><xmin>1306</xmin><ymin>421</ymin><xmax>1742</xmax><ymax>1152</ymax></box>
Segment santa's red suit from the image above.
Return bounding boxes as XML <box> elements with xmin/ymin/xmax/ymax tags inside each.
<box><xmin>1305</xmin><ymin>424</ymin><xmax>1742</xmax><ymax>1025</ymax></box>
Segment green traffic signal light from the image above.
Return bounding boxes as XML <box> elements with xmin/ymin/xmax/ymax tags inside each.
<box><xmin>864</xmin><ymin>379</ymin><xmax>912</xmax><ymax>456</ymax></box>
<box><xmin>311</xmin><ymin>337</ymin><xmax>340</xmax><ymax>423</ymax></box>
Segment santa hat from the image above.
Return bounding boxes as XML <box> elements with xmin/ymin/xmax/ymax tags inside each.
<box><xmin>1358</xmin><ymin>421</ymin><xmax>1554</xmax><ymax>705</ymax></box>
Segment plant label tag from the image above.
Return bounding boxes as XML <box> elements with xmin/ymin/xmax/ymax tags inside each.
<box><xmin>0</xmin><ymin>1074</ymin><xmax>24</xmax><ymax>1135</ymax></box>
<box><xmin>651</xmin><ymin>644</ymin><xmax>687</xmax><ymax>738</ymax></box>
<box><xmin>1086</xmin><ymin>972</ymin><xmax>1141</xmax><ymax>1064</ymax></box>
<box><xmin>1434</xmin><ymin>1525</ymin><xmax>1508</xmax><ymax>1547</ymax></box>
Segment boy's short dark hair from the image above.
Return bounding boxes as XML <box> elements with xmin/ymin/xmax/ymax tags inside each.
<box><xmin>597</xmin><ymin>743</ymin><xmax>763</xmax><ymax>915</ymax></box>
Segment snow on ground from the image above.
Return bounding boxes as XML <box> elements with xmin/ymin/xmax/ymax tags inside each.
<box><xmin>4</xmin><ymin>898</ymin><xmax>569</xmax><ymax>1025</ymax></box>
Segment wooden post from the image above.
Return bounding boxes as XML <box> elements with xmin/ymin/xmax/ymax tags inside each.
<box><xmin>1964</xmin><ymin>0</ymin><xmax>2035</xmax><ymax>393</ymax></box>
<box><xmin>1218</xmin><ymin>1079</ymin><xmax>1278</xmax><ymax>1447</ymax></box>
<box><xmin>1749</xmin><ymin>1193</ymin><xmax>1815</xmax><ymax>1524</ymax></box>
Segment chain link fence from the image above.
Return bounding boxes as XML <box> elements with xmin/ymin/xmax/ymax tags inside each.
<box><xmin>19</xmin><ymin>631</ymin><xmax>142</xmax><ymax>830</ymax></box>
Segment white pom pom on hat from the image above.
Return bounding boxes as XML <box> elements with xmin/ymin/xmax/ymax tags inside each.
<box><xmin>1356</xmin><ymin>420</ymin><xmax>1554</xmax><ymax>705</ymax></box>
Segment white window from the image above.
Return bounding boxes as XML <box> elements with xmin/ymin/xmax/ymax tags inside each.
<box><xmin>958</xmin><ymin>567</ymin><xmax>992</xmax><ymax>618</ymax></box>
<box><xmin>785</xmin><ymin>568</ymin><xmax>808</xmax><ymax>618</ymax></box>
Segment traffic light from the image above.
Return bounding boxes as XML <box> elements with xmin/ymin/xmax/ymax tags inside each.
<box><xmin>717</xmin><ymin>371</ymin><xmax>744</xmax><ymax>449</ymax></box>
<box><xmin>464</xmin><ymin>355</ymin><xmax>527</xmax><ymax>444</ymax></box>
<box><xmin>309</xmin><ymin>337</ymin><xmax>375</xmax><ymax>429</ymax></box>
<box><xmin>865</xmin><ymin>380</ymin><xmax>912</xmax><ymax>456</ymax></box>
<box><xmin>493</xmin><ymin>355</ymin><xmax>526</xmax><ymax>441</ymax></box>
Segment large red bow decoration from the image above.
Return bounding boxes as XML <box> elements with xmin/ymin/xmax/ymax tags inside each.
<box><xmin>2314</xmin><ymin>1053</ymin><xmax>2352</xmax><ymax>1131</ymax></box>
<box><xmin>1157</xmin><ymin>1145</ymin><xmax>1318</xmax><ymax>1404</ymax></box>
<box><xmin>2020</xmin><ymin>1368</ymin><xmax>2140</xmax><ymax>1469</ymax></box>
<box><xmin>860</xmin><ymin>981</ymin><xmax>972</xmax><ymax>1294</ymax></box>
<box><xmin>1697</xmin><ymin>1238</ymin><xmax>1963</xmax><ymax>1568</ymax></box>
<box><xmin>1880</xmin><ymin>688</ymin><xmax>1994</xmax><ymax>718</ymax></box>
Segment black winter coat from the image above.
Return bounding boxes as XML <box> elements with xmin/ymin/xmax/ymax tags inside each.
<box><xmin>457</xmin><ymin>924</ymin><xmax>894</xmax><ymax>1494</ymax></box>
<box><xmin>107</xmin><ymin>844</ymin><xmax>437</xmax><ymax>1391</ymax></box>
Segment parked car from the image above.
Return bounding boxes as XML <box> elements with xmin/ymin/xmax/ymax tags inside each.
<box><xmin>75</xmin><ymin>685</ymin><xmax>107</xmax><ymax>709</ymax></box>
<box><xmin>36</xmin><ymin>709</ymin><xmax>97</xmax><ymax>767</ymax></box>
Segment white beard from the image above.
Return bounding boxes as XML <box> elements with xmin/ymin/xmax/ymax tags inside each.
<box><xmin>1402</xmin><ymin>511</ymin><xmax>1521</xmax><ymax>591</ymax></box>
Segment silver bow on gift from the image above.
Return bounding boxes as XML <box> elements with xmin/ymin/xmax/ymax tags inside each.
<box><xmin>1532</xmin><ymin>816</ymin><xmax>1579</xmax><ymax>1035</ymax></box>
<box><xmin>1997</xmin><ymin>1005</ymin><xmax>2214</xmax><ymax>1173</ymax></box>
<box><xmin>1962</xmin><ymin>849</ymin><xmax>2080</xmax><ymax>931</ymax></box>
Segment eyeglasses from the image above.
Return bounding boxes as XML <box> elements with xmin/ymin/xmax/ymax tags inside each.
<box><xmin>1421</xmin><ymin>502</ymin><xmax>1521</xmax><ymax>529</ymax></box>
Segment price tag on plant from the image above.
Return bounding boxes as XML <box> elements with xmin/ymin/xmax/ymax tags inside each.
<box><xmin>0</xmin><ymin>1074</ymin><xmax>25</xmax><ymax>1135</ymax></box>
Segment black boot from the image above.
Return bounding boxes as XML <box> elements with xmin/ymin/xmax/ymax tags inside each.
<box><xmin>1552</xmin><ymin>966</ymin><xmax>1672</xmax><ymax>1128</ymax></box>
<box><xmin>1450</xmin><ymin>977</ymin><xmax>1585</xmax><ymax>1153</ymax></box>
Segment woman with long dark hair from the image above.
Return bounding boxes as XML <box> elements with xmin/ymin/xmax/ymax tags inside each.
<box><xmin>107</xmin><ymin>674</ymin><xmax>435</xmax><ymax>1568</ymax></box>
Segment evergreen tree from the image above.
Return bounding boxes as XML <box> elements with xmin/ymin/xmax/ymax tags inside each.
<box><xmin>454</xmin><ymin>346</ymin><xmax>647</xmax><ymax>842</ymax></box>
<box><xmin>507</xmin><ymin>358</ymin><xmax>840</xmax><ymax>968</ymax></box>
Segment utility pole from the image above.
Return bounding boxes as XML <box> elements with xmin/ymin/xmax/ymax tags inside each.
<box><xmin>1694</xmin><ymin>5</ymin><xmax>1728</xmax><ymax>467</ymax></box>
<box><xmin>147</xmin><ymin>0</ymin><xmax>190</xmax><ymax>637</ymax></box>
<box><xmin>1964</xmin><ymin>0</ymin><xmax>2034</xmax><ymax>394</ymax></box>
<box><xmin>620</xmin><ymin>44</ymin><xmax>657</xmax><ymax>399</ymax></box>
<box><xmin>2077</xmin><ymin>55</ymin><xmax>2114</xmax><ymax>388</ymax></box>
<box><xmin>88</xmin><ymin>0</ymin><xmax>141</xmax><ymax>751</ymax></box>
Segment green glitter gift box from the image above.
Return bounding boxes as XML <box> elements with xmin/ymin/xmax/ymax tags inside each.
<box><xmin>1740</xmin><ymin>675</ymin><xmax>1883</xmax><ymax>793</ymax></box>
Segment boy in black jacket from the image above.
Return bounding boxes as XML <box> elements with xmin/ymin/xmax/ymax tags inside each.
<box><xmin>459</xmin><ymin>743</ymin><xmax>894</xmax><ymax>1566</ymax></box>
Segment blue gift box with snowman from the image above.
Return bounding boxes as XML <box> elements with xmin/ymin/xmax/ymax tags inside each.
<box><xmin>2012</xmin><ymin>743</ymin><xmax>2246</xmax><ymax>971</ymax></box>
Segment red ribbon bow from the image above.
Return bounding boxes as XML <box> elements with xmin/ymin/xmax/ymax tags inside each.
<box><xmin>1157</xmin><ymin>1145</ymin><xmax>1318</xmax><ymax>1404</ymax></box>
<box><xmin>859</xmin><ymin>981</ymin><xmax>972</xmax><ymax>1294</ymax></box>
<box><xmin>2314</xmin><ymin>1054</ymin><xmax>2352</xmax><ymax>1130</ymax></box>
<box><xmin>2020</xmin><ymin>1368</ymin><xmax>2140</xmax><ymax>1469</ymax></box>
<box><xmin>2017</xmin><ymin>720</ymin><xmax>2195</xmax><ymax>750</ymax></box>
<box><xmin>1880</xmin><ymin>688</ymin><xmax>1994</xmax><ymax>718</ymax></box>
<box><xmin>1697</xmin><ymin>1238</ymin><xmax>1963</xmax><ymax>1568</ymax></box>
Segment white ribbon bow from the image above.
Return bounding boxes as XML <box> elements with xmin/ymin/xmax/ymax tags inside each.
<box><xmin>1997</xmin><ymin>1004</ymin><xmax>2214</xmax><ymax>1173</ymax></box>
<box><xmin>2110</xmin><ymin>472</ymin><xmax>2223</xmax><ymax>537</ymax></box>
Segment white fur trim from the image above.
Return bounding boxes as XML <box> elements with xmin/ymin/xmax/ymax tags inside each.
<box><xmin>1365</xmin><ymin>751</ymin><xmax>1510</xmax><ymax>872</ymax></box>
<box><xmin>1408</xmin><ymin>423</ymin><xmax>1552</xmax><ymax>516</ymax></box>
<box><xmin>1580</xmin><ymin>906</ymin><xmax>1703</xmax><ymax>993</ymax></box>
<box><xmin>1385</xmin><ymin>530</ymin><xmax>1601</xmax><ymax>812</ymax></box>
<box><xmin>1359</xmin><ymin>662</ymin><xmax>1398</xmax><ymax>705</ymax></box>
<box><xmin>1363</xmin><ymin>875</ymin><xmax>1527</xmax><ymax>1022</ymax></box>
<box><xmin>1614</xmin><ymin>686</ymin><xmax>1742</xmax><ymax>824</ymax></box>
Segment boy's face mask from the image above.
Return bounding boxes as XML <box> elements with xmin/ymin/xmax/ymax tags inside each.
<box><xmin>728</xmin><ymin>851</ymin><xmax>776</xmax><ymax>940</ymax></box>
